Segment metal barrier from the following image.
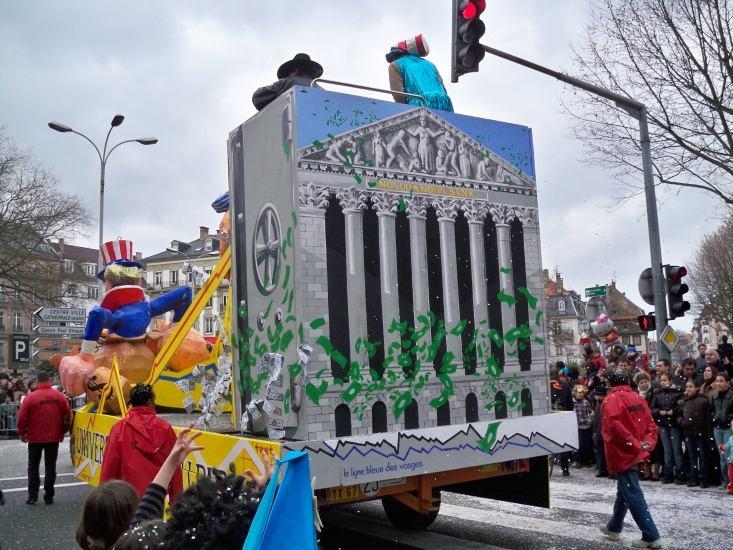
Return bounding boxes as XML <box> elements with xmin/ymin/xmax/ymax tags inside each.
<box><xmin>69</xmin><ymin>394</ymin><xmax>87</xmax><ymax>410</ymax></box>
<box><xmin>0</xmin><ymin>402</ymin><xmax>20</xmax><ymax>437</ymax></box>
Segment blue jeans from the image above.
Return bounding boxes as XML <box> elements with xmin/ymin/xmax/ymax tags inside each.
<box><xmin>713</xmin><ymin>427</ymin><xmax>733</xmax><ymax>485</ymax></box>
<box><xmin>658</xmin><ymin>425</ymin><xmax>684</xmax><ymax>480</ymax></box>
<box><xmin>607</xmin><ymin>469</ymin><xmax>661</xmax><ymax>542</ymax></box>
<box><xmin>685</xmin><ymin>434</ymin><xmax>710</xmax><ymax>484</ymax></box>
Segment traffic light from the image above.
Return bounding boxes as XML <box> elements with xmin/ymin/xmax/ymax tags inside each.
<box><xmin>638</xmin><ymin>314</ymin><xmax>656</xmax><ymax>332</ymax></box>
<box><xmin>451</xmin><ymin>0</ymin><xmax>486</xmax><ymax>82</ymax></box>
<box><xmin>665</xmin><ymin>265</ymin><xmax>690</xmax><ymax>319</ymax></box>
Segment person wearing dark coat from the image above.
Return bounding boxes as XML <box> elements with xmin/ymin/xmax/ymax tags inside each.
<box><xmin>717</xmin><ymin>335</ymin><xmax>733</xmax><ymax>364</ymax></box>
<box><xmin>252</xmin><ymin>53</ymin><xmax>323</xmax><ymax>111</ymax></box>
<box><xmin>550</xmin><ymin>364</ymin><xmax>573</xmax><ymax>476</ymax></box>
<box><xmin>711</xmin><ymin>373</ymin><xmax>733</xmax><ymax>488</ymax></box>
<box><xmin>591</xmin><ymin>383</ymin><xmax>609</xmax><ymax>477</ymax></box>
<box><xmin>680</xmin><ymin>379</ymin><xmax>711</xmax><ymax>487</ymax></box>
<box><xmin>648</xmin><ymin>373</ymin><xmax>685</xmax><ymax>483</ymax></box>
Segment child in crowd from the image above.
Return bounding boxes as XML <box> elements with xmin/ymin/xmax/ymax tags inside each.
<box><xmin>680</xmin><ymin>379</ymin><xmax>711</xmax><ymax>488</ymax></box>
<box><xmin>573</xmin><ymin>385</ymin><xmax>594</xmax><ymax>467</ymax></box>
<box><xmin>649</xmin><ymin>373</ymin><xmax>685</xmax><ymax>484</ymax></box>
<box><xmin>77</xmin><ymin>424</ymin><xmax>273</xmax><ymax>550</ymax></box>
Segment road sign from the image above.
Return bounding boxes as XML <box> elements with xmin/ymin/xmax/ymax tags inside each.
<box><xmin>12</xmin><ymin>334</ymin><xmax>30</xmax><ymax>363</ymax></box>
<box><xmin>34</xmin><ymin>306</ymin><xmax>86</xmax><ymax>323</ymax></box>
<box><xmin>660</xmin><ymin>325</ymin><xmax>679</xmax><ymax>352</ymax></box>
<box><xmin>585</xmin><ymin>285</ymin><xmax>607</xmax><ymax>298</ymax></box>
<box><xmin>32</xmin><ymin>338</ymin><xmax>81</xmax><ymax>349</ymax></box>
<box><xmin>33</xmin><ymin>350</ymin><xmax>65</xmax><ymax>362</ymax></box>
<box><xmin>638</xmin><ymin>267</ymin><xmax>654</xmax><ymax>306</ymax></box>
<box><xmin>33</xmin><ymin>325</ymin><xmax>85</xmax><ymax>336</ymax></box>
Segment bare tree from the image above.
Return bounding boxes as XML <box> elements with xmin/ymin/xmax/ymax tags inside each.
<box><xmin>568</xmin><ymin>0</ymin><xmax>733</xmax><ymax>203</ymax></box>
<box><xmin>689</xmin><ymin>215</ymin><xmax>733</xmax><ymax>331</ymax></box>
<box><xmin>0</xmin><ymin>132</ymin><xmax>90</xmax><ymax>303</ymax></box>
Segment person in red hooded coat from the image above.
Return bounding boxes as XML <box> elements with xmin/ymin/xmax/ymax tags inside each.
<box><xmin>598</xmin><ymin>367</ymin><xmax>662</xmax><ymax>549</ymax></box>
<box><xmin>100</xmin><ymin>384</ymin><xmax>182</xmax><ymax>502</ymax></box>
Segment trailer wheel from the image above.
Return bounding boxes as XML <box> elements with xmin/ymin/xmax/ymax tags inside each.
<box><xmin>381</xmin><ymin>491</ymin><xmax>440</xmax><ymax>530</ymax></box>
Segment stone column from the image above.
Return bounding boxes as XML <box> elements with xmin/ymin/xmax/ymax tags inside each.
<box><xmin>433</xmin><ymin>197</ymin><xmax>463</xmax><ymax>369</ymax></box>
<box><xmin>336</xmin><ymin>187</ymin><xmax>369</xmax><ymax>369</ymax></box>
<box><xmin>406</xmin><ymin>196</ymin><xmax>432</xmax><ymax>368</ymax></box>
<box><xmin>371</xmin><ymin>192</ymin><xmax>402</xmax><ymax>358</ymax></box>
<box><xmin>462</xmin><ymin>200</ymin><xmax>491</xmax><ymax>365</ymax></box>
<box><xmin>517</xmin><ymin>206</ymin><xmax>544</xmax><ymax>371</ymax></box>
<box><xmin>490</xmin><ymin>204</ymin><xmax>518</xmax><ymax>370</ymax></box>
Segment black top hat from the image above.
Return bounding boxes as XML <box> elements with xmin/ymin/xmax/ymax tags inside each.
<box><xmin>277</xmin><ymin>53</ymin><xmax>323</xmax><ymax>79</ymax></box>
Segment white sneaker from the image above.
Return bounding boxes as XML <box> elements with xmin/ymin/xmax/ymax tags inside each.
<box><xmin>598</xmin><ymin>524</ymin><xmax>621</xmax><ymax>541</ymax></box>
<box><xmin>631</xmin><ymin>539</ymin><xmax>662</xmax><ymax>548</ymax></box>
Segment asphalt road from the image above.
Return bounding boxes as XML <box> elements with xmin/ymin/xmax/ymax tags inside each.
<box><xmin>1</xmin><ymin>438</ymin><xmax>730</xmax><ymax>550</ymax></box>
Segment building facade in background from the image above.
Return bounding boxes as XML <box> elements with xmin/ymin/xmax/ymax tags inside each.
<box><xmin>543</xmin><ymin>269</ymin><xmax>588</xmax><ymax>366</ymax></box>
<box><xmin>691</xmin><ymin>306</ymin><xmax>729</xmax><ymax>349</ymax></box>
<box><xmin>604</xmin><ymin>280</ymin><xmax>649</xmax><ymax>355</ymax></box>
<box><xmin>0</xmin><ymin>239</ymin><xmax>98</xmax><ymax>374</ymax></box>
<box><xmin>142</xmin><ymin>226</ymin><xmax>228</xmax><ymax>339</ymax></box>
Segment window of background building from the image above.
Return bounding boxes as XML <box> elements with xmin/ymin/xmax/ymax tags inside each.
<box><xmin>0</xmin><ymin>342</ymin><xmax>5</xmax><ymax>363</ymax></box>
<box><xmin>63</xmin><ymin>259</ymin><xmax>73</xmax><ymax>273</ymax></box>
<box><xmin>14</xmin><ymin>312</ymin><xmax>22</xmax><ymax>330</ymax></box>
<box><xmin>0</xmin><ymin>312</ymin><xmax>4</xmax><ymax>330</ymax></box>
<box><xmin>205</xmin><ymin>240</ymin><xmax>213</xmax><ymax>252</ymax></box>
<box><xmin>14</xmin><ymin>287</ymin><xmax>21</xmax><ymax>301</ymax></box>
<box><xmin>633</xmin><ymin>335</ymin><xmax>642</xmax><ymax>346</ymax></box>
<box><xmin>154</xmin><ymin>271</ymin><xmax>162</xmax><ymax>286</ymax></box>
<box><xmin>83</xmin><ymin>263</ymin><xmax>96</xmax><ymax>276</ymax></box>
<box><xmin>88</xmin><ymin>286</ymin><xmax>98</xmax><ymax>299</ymax></box>
<box><xmin>558</xmin><ymin>300</ymin><xmax>565</xmax><ymax>312</ymax></box>
<box><xmin>170</xmin><ymin>270</ymin><xmax>178</xmax><ymax>285</ymax></box>
<box><xmin>206</xmin><ymin>296</ymin><xmax>213</xmax><ymax>308</ymax></box>
<box><xmin>204</xmin><ymin>317</ymin><xmax>214</xmax><ymax>334</ymax></box>
<box><xmin>205</xmin><ymin>267</ymin><xmax>212</xmax><ymax>276</ymax></box>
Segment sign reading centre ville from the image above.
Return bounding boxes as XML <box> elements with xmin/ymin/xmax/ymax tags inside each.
<box><xmin>34</xmin><ymin>306</ymin><xmax>86</xmax><ymax>323</ymax></box>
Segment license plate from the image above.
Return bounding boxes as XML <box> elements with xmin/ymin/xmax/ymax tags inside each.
<box><xmin>328</xmin><ymin>484</ymin><xmax>363</xmax><ymax>503</ymax></box>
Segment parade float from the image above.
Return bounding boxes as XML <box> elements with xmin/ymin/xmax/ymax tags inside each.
<box><xmin>66</xmin><ymin>82</ymin><xmax>577</xmax><ymax>529</ymax></box>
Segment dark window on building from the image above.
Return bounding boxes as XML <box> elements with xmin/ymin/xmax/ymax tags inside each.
<box><xmin>495</xmin><ymin>391</ymin><xmax>508</xmax><ymax>419</ymax></box>
<box><xmin>372</xmin><ymin>401</ymin><xmax>388</xmax><ymax>433</ymax></box>
<box><xmin>466</xmin><ymin>392</ymin><xmax>479</xmax><ymax>422</ymax></box>
<box><xmin>425</xmin><ymin>208</ymin><xmax>446</xmax><ymax>374</ymax></box>
<box><xmin>363</xmin><ymin>203</ymin><xmax>385</xmax><ymax>377</ymax></box>
<box><xmin>404</xmin><ymin>399</ymin><xmax>419</xmax><ymax>430</ymax></box>
<box><xmin>511</xmin><ymin>219</ymin><xmax>531</xmax><ymax>371</ymax></box>
<box><xmin>335</xmin><ymin>404</ymin><xmax>352</xmax><ymax>437</ymax></box>
<box><xmin>483</xmin><ymin>216</ymin><xmax>504</xmax><ymax>369</ymax></box>
<box><xmin>437</xmin><ymin>401</ymin><xmax>451</xmax><ymax>426</ymax></box>
<box><xmin>325</xmin><ymin>196</ymin><xmax>351</xmax><ymax>380</ymax></box>
<box><xmin>455</xmin><ymin>212</ymin><xmax>475</xmax><ymax>374</ymax></box>
<box><xmin>521</xmin><ymin>388</ymin><xmax>533</xmax><ymax>416</ymax></box>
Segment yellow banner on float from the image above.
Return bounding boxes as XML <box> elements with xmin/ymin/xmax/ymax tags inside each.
<box><xmin>72</xmin><ymin>409</ymin><xmax>280</xmax><ymax>488</ymax></box>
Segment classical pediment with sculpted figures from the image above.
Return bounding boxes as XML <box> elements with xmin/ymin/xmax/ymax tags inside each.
<box><xmin>298</xmin><ymin>108</ymin><xmax>535</xmax><ymax>189</ymax></box>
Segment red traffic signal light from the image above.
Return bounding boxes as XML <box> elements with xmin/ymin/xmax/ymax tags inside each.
<box><xmin>665</xmin><ymin>265</ymin><xmax>690</xmax><ymax>319</ymax></box>
<box><xmin>638</xmin><ymin>314</ymin><xmax>656</xmax><ymax>332</ymax></box>
<box><xmin>452</xmin><ymin>0</ymin><xmax>487</xmax><ymax>82</ymax></box>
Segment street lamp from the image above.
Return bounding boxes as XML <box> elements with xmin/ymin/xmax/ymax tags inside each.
<box><xmin>48</xmin><ymin>114</ymin><xmax>158</xmax><ymax>293</ymax></box>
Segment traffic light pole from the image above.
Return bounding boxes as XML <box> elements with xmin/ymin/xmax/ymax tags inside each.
<box><xmin>481</xmin><ymin>44</ymin><xmax>671</xmax><ymax>360</ymax></box>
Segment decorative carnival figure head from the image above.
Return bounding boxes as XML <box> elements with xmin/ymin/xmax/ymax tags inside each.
<box><xmin>387</xmin><ymin>34</ymin><xmax>430</xmax><ymax>61</ymax></box>
<box><xmin>590</xmin><ymin>314</ymin><xmax>619</xmax><ymax>346</ymax></box>
<box><xmin>98</xmin><ymin>239</ymin><xmax>144</xmax><ymax>290</ymax></box>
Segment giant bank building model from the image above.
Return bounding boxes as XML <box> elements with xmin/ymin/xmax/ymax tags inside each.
<box><xmin>228</xmin><ymin>86</ymin><xmax>575</xmax><ymax>488</ymax></box>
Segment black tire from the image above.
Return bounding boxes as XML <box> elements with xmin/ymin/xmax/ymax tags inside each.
<box><xmin>381</xmin><ymin>491</ymin><xmax>440</xmax><ymax>530</ymax></box>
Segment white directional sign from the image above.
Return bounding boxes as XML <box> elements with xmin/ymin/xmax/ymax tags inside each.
<box><xmin>34</xmin><ymin>306</ymin><xmax>86</xmax><ymax>323</ymax></box>
<box><xmin>34</xmin><ymin>325</ymin><xmax>85</xmax><ymax>336</ymax></box>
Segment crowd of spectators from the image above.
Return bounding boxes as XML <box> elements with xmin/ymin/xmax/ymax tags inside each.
<box><xmin>550</xmin><ymin>340</ymin><xmax>733</xmax><ymax>494</ymax></box>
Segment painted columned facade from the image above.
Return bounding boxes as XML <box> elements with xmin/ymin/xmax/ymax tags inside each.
<box><xmin>336</xmin><ymin>187</ymin><xmax>369</xmax><ymax>368</ymax></box>
<box><xmin>490</xmin><ymin>204</ymin><xmax>518</xmax><ymax>369</ymax></box>
<box><xmin>406</xmin><ymin>197</ymin><xmax>432</xmax><ymax>366</ymax></box>
<box><xmin>462</xmin><ymin>200</ymin><xmax>491</xmax><ymax>365</ymax></box>
<box><xmin>371</xmin><ymin>193</ymin><xmax>402</xmax><ymax>356</ymax></box>
<box><xmin>433</xmin><ymin>197</ymin><xmax>463</xmax><ymax>367</ymax></box>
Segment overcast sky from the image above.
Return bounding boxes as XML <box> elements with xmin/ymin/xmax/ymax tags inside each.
<box><xmin>2</xmin><ymin>0</ymin><xmax>722</xmax><ymax>334</ymax></box>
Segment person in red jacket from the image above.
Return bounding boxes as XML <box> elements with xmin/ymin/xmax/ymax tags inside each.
<box><xmin>598</xmin><ymin>368</ymin><xmax>662</xmax><ymax>549</ymax></box>
<box><xmin>100</xmin><ymin>384</ymin><xmax>183</xmax><ymax>502</ymax></box>
<box><xmin>16</xmin><ymin>371</ymin><xmax>72</xmax><ymax>505</ymax></box>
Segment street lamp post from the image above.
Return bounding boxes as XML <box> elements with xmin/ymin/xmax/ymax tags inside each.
<box><xmin>48</xmin><ymin>115</ymin><xmax>158</xmax><ymax>294</ymax></box>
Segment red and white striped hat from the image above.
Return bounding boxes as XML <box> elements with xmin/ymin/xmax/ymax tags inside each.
<box><xmin>97</xmin><ymin>239</ymin><xmax>143</xmax><ymax>280</ymax></box>
<box><xmin>393</xmin><ymin>34</ymin><xmax>430</xmax><ymax>57</ymax></box>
